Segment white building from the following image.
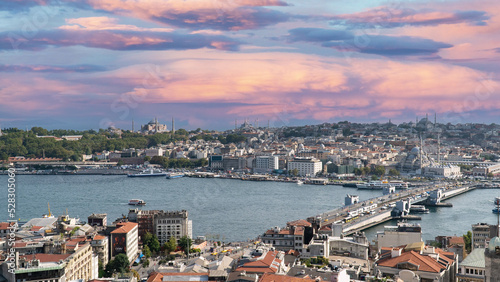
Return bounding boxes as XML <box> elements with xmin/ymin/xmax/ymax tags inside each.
<box><xmin>254</xmin><ymin>155</ymin><xmax>279</xmax><ymax>172</ymax></box>
<box><xmin>110</xmin><ymin>222</ymin><xmax>139</xmax><ymax>263</ymax></box>
<box><xmin>287</xmin><ymin>157</ymin><xmax>322</xmax><ymax>176</ymax></box>
<box><xmin>377</xmin><ymin>223</ymin><xmax>422</xmax><ymax>251</ymax></box>
<box><xmin>424</xmin><ymin>164</ymin><xmax>462</xmax><ymax>178</ymax></box>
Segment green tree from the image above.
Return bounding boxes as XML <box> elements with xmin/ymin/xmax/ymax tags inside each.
<box><xmin>143</xmin><ymin>245</ymin><xmax>152</xmax><ymax>259</ymax></box>
<box><xmin>144</xmin><ymin>156</ymin><xmax>151</xmax><ymax>162</ymax></box>
<box><xmin>290</xmin><ymin>168</ymin><xmax>299</xmax><ymax>177</ymax></box>
<box><xmin>372</xmin><ymin>166</ymin><xmax>385</xmax><ymax>177</ymax></box>
<box><xmin>463</xmin><ymin>231</ymin><xmax>472</xmax><ymax>253</ymax></box>
<box><xmin>388</xmin><ymin>169</ymin><xmax>400</xmax><ymax>177</ymax></box>
<box><xmin>143</xmin><ymin>232</ymin><xmax>161</xmax><ymax>253</ymax></box>
<box><xmin>178</xmin><ymin>236</ymin><xmax>192</xmax><ymax>255</ymax></box>
<box><xmin>164</xmin><ymin>236</ymin><xmax>177</xmax><ymax>254</ymax></box>
<box><xmin>106</xmin><ymin>253</ymin><xmax>129</xmax><ymax>275</ymax></box>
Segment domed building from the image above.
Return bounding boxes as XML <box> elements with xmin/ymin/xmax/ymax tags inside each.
<box><xmin>398</xmin><ymin>146</ymin><xmax>432</xmax><ymax>174</ymax></box>
<box><xmin>485</xmin><ymin>236</ymin><xmax>500</xmax><ymax>281</ymax></box>
<box><xmin>141</xmin><ymin>118</ymin><xmax>168</xmax><ymax>134</ymax></box>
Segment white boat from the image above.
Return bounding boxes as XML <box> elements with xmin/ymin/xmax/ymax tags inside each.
<box><xmin>357</xmin><ymin>181</ymin><xmax>395</xmax><ymax>190</ymax></box>
<box><xmin>166</xmin><ymin>172</ymin><xmax>185</xmax><ymax>179</ymax></box>
<box><xmin>389</xmin><ymin>181</ymin><xmax>409</xmax><ymax>189</ymax></box>
<box><xmin>127</xmin><ymin>169</ymin><xmax>167</xmax><ymax>177</ymax></box>
<box><xmin>410</xmin><ymin>205</ymin><xmax>429</xmax><ymax>213</ymax></box>
<box><xmin>129</xmin><ymin>199</ymin><xmax>146</xmax><ymax>206</ymax></box>
<box><xmin>296</xmin><ymin>180</ymin><xmax>304</xmax><ymax>185</ymax></box>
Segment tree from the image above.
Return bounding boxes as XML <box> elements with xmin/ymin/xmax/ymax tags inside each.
<box><xmin>143</xmin><ymin>232</ymin><xmax>161</xmax><ymax>253</ymax></box>
<box><xmin>372</xmin><ymin>166</ymin><xmax>385</xmax><ymax>177</ymax></box>
<box><xmin>164</xmin><ymin>236</ymin><xmax>177</xmax><ymax>254</ymax></box>
<box><xmin>388</xmin><ymin>169</ymin><xmax>400</xmax><ymax>177</ymax></box>
<box><xmin>290</xmin><ymin>168</ymin><xmax>299</xmax><ymax>177</ymax></box>
<box><xmin>144</xmin><ymin>156</ymin><xmax>151</xmax><ymax>162</ymax></box>
<box><xmin>463</xmin><ymin>231</ymin><xmax>472</xmax><ymax>253</ymax></box>
<box><xmin>106</xmin><ymin>253</ymin><xmax>129</xmax><ymax>275</ymax></box>
<box><xmin>178</xmin><ymin>236</ymin><xmax>192</xmax><ymax>255</ymax></box>
<box><xmin>143</xmin><ymin>245</ymin><xmax>152</xmax><ymax>259</ymax></box>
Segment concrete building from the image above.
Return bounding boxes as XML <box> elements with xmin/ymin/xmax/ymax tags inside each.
<box><xmin>424</xmin><ymin>164</ymin><xmax>462</xmax><ymax>178</ymax></box>
<box><xmin>457</xmin><ymin>248</ymin><xmax>485</xmax><ymax>281</ymax></box>
<box><xmin>154</xmin><ymin>210</ymin><xmax>192</xmax><ymax>245</ymax></box>
<box><xmin>91</xmin><ymin>234</ymin><xmax>109</xmax><ymax>264</ymax></box>
<box><xmin>88</xmin><ymin>213</ymin><xmax>107</xmax><ymax>227</ymax></box>
<box><xmin>254</xmin><ymin>155</ymin><xmax>279</xmax><ymax>173</ymax></box>
<box><xmin>261</xmin><ymin>220</ymin><xmax>312</xmax><ymax>253</ymax></box>
<box><xmin>287</xmin><ymin>157</ymin><xmax>322</xmax><ymax>176</ymax></box>
<box><xmin>472</xmin><ymin>223</ymin><xmax>498</xmax><ymax>250</ymax></box>
<box><xmin>377</xmin><ymin>223</ymin><xmax>422</xmax><ymax>251</ymax></box>
<box><xmin>110</xmin><ymin>222</ymin><xmax>139</xmax><ymax>263</ymax></box>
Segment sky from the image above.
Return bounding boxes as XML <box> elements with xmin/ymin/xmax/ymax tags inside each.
<box><xmin>0</xmin><ymin>0</ymin><xmax>499</xmax><ymax>131</ymax></box>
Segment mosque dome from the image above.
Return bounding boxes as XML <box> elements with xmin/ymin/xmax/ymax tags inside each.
<box><xmin>410</xmin><ymin>147</ymin><xmax>420</xmax><ymax>155</ymax></box>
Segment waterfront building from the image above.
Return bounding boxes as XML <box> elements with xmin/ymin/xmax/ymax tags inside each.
<box><xmin>374</xmin><ymin>243</ymin><xmax>457</xmax><ymax>282</ymax></box>
<box><xmin>154</xmin><ymin>210</ymin><xmax>192</xmax><ymax>245</ymax></box>
<box><xmin>287</xmin><ymin>157</ymin><xmax>322</xmax><ymax>176</ymax></box>
<box><xmin>472</xmin><ymin>163</ymin><xmax>500</xmax><ymax>177</ymax></box>
<box><xmin>254</xmin><ymin>155</ymin><xmax>279</xmax><ymax>173</ymax></box>
<box><xmin>472</xmin><ymin>223</ymin><xmax>498</xmax><ymax>250</ymax></box>
<box><xmin>424</xmin><ymin>164</ymin><xmax>462</xmax><ymax>179</ymax></box>
<box><xmin>457</xmin><ymin>248</ymin><xmax>485</xmax><ymax>281</ymax></box>
<box><xmin>110</xmin><ymin>222</ymin><xmax>138</xmax><ymax>263</ymax></box>
<box><xmin>377</xmin><ymin>223</ymin><xmax>422</xmax><ymax>251</ymax></box>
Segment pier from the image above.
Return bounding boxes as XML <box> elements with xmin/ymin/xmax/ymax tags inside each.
<box><xmin>314</xmin><ymin>183</ymin><xmax>479</xmax><ymax>235</ymax></box>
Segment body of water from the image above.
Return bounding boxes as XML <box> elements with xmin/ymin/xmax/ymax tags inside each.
<box><xmin>0</xmin><ymin>175</ymin><xmax>498</xmax><ymax>242</ymax></box>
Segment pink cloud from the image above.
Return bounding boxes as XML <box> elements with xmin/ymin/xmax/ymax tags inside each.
<box><xmin>85</xmin><ymin>0</ymin><xmax>290</xmax><ymax>30</ymax></box>
<box><xmin>59</xmin><ymin>17</ymin><xmax>174</xmax><ymax>32</ymax></box>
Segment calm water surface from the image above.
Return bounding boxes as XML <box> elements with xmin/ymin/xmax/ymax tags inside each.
<box><xmin>0</xmin><ymin>175</ymin><xmax>498</xmax><ymax>242</ymax></box>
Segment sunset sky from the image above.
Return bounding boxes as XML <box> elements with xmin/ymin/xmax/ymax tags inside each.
<box><xmin>1</xmin><ymin>0</ymin><xmax>499</xmax><ymax>130</ymax></box>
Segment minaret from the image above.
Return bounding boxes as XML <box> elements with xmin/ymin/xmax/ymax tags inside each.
<box><xmin>419</xmin><ymin>135</ymin><xmax>423</xmax><ymax>171</ymax></box>
<box><xmin>0</xmin><ymin>122</ymin><xmax>2</xmax><ymax>137</ymax></box>
<box><xmin>256</xmin><ymin>118</ymin><xmax>259</xmax><ymax>128</ymax></box>
<box><xmin>235</xmin><ymin>119</ymin><xmax>237</xmax><ymax>130</ymax></box>
<box><xmin>437</xmin><ymin>133</ymin><xmax>441</xmax><ymax>164</ymax></box>
<box><xmin>155</xmin><ymin>117</ymin><xmax>158</xmax><ymax>133</ymax></box>
<box><xmin>171</xmin><ymin>117</ymin><xmax>175</xmax><ymax>135</ymax></box>
<box><xmin>434</xmin><ymin>113</ymin><xmax>437</xmax><ymax>126</ymax></box>
<box><xmin>132</xmin><ymin>119</ymin><xmax>134</xmax><ymax>132</ymax></box>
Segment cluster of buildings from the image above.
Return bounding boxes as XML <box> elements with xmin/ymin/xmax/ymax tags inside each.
<box><xmin>0</xmin><ymin>208</ymin><xmax>193</xmax><ymax>282</ymax></box>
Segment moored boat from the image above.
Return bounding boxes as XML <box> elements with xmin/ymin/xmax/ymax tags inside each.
<box><xmin>127</xmin><ymin>169</ymin><xmax>167</xmax><ymax>177</ymax></box>
<box><xmin>166</xmin><ymin>172</ymin><xmax>185</xmax><ymax>179</ymax></box>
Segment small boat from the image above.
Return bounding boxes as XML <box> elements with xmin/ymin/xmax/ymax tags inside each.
<box><xmin>493</xmin><ymin>208</ymin><xmax>500</xmax><ymax>214</ymax></box>
<box><xmin>296</xmin><ymin>180</ymin><xmax>303</xmax><ymax>185</ymax></box>
<box><xmin>166</xmin><ymin>172</ymin><xmax>185</xmax><ymax>179</ymax></box>
<box><xmin>128</xmin><ymin>169</ymin><xmax>167</xmax><ymax>177</ymax></box>
<box><xmin>129</xmin><ymin>199</ymin><xmax>146</xmax><ymax>206</ymax></box>
<box><xmin>410</xmin><ymin>205</ymin><xmax>430</xmax><ymax>214</ymax></box>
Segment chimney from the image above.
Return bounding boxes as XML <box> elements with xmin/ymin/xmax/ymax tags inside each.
<box><xmin>391</xmin><ymin>248</ymin><xmax>402</xmax><ymax>258</ymax></box>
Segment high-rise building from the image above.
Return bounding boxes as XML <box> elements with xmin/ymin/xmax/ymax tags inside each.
<box><xmin>110</xmin><ymin>222</ymin><xmax>139</xmax><ymax>263</ymax></box>
<box><xmin>154</xmin><ymin>210</ymin><xmax>192</xmax><ymax>245</ymax></box>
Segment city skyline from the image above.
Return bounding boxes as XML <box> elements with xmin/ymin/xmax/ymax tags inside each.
<box><xmin>1</xmin><ymin>0</ymin><xmax>499</xmax><ymax>130</ymax></box>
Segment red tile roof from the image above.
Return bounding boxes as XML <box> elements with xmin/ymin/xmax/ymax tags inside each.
<box><xmin>20</xmin><ymin>253</ymin><xmax>71</xmax><ymax>263</ymax></box>
<box><xmin>259</xmin><ymin>273</ymin><xmax>316</xmax><ymax>282</ymax></box>
<box><xmin>236</xmin><ymin>251</ymin><xmax>282</xmax><ymax>274</ymax></box>
<box><xmin>287</xmin><ymin>220</ymin><xmax>312</xmax><ymax>227</ymax></box>
<box><xmin>111</xmin><ymin>222</ymin><xmax>138</xmax><ymax>234</ymax></box>
<box><xmin>448</xmin><ymin>236</ymin><xmax>465</xmax><ymax>245</ymax></box>
<box><xmin>146</xmin><ymin>272</ymin><xmax>209</xmax><ymax>282</ymax></box>
<box><xmin>93</xmin><ymin>235</ymin><xmax>107</xmax><ymax>241</ymax></box>
<box><xmin>0</xmin><ymin>222</ymin><xmax>16</xmax><ymax>230</ymax></box>
<box><xmin>377</xmin><ymin>248</ymin><xmax>453</xmax><ymax>273</ymax></box>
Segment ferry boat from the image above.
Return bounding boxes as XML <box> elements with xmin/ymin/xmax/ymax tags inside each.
<box><xmin>127</xmin><ymin>169</ymin><xmax>167</xmax><ymax>177</ymax></box>
<box><xmin>166</xmin><ymin>172</ymin><xmax>185</xmax><ymax>179</ymax></box>
<box><xmin>128</xmin><ymin>199</ymin><xmax>146</xmax><ymax>206</ymax></box>
<box><xmin>493</xmin><ymin>197</ymin><xmax>500</xmax><ymax>213</ymax></box>
<box><xmin>410</xmin><ymin>205</ymin><xmax>430</xmax><ymax>214</ymax></box>
<box><xmin>389</xmin><ymin>180</ymin><xmax>409</xmax><ymax>189</ymax></box>
<box><xmin>357</xmin><ymin>181</ymin><xmax>395</xmax><ymax>190</ymax></box>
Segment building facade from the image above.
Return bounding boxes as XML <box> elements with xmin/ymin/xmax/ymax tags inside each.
<box><xmin>287</xmin><ymin>157</ymin><xmax>322</xmax><ymax>176</ymax></box>
<box><xmin>110</xmin><ymin>222</ymin><xmax>139</xmax><ymax>263</ymax></box>
<box><xmin>154</xmin><ymin>210</ymin><xmax>192</xmax><ymax>245</ymax></box>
